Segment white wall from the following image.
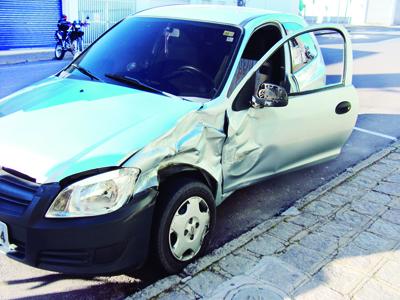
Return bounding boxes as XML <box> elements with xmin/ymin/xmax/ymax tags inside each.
<box><xmin>136</xmin><ymin>0</ymin><xmax>299</xmax><ymax>13</ymax></box>
<box><xmin>246</xmin><ymin>0</ymin><xmax>299</xmax><ymax>14</ymax></box>
<box><xmin>395</xmin><ymin>0</ymin><xmax>400</xmax><ymax>25</ymax></box>
<box><xmin>365</xmin><ymin>0</ymin><xmax>396</xmax><ymax>25</ymax></box>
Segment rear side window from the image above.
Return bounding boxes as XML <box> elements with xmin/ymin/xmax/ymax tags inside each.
<box><xmin>283</xmin><ymin>22</ymin><xmax>318</xmax><ymax>73</ymax></box>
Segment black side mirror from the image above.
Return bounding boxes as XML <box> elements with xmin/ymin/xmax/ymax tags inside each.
<box><xmin>251</xmin><ymin>83</ymin><xmax>288</xmax><ymax>108</ymax></box>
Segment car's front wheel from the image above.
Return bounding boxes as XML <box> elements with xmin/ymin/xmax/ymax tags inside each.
<box><xmin>154</xmin><ymin>178</ymin><xmax>216</xmax><ymax>274</ymax></box>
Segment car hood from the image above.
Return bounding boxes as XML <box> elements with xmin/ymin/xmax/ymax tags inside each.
<box><xmin>0</xmin><ymin>77</ymin><xmax>202</xmax><ymax>183</ymax></box>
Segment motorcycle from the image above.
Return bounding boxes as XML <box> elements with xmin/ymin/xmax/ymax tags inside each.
<box><xmin>54</xmin><ymin>16</ymin><xmax>89</xmax><ymax>60</ymax></box>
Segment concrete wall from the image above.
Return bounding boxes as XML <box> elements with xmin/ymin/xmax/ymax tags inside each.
<box><xmin>392</xmin><ymin>0</ymin><xmax>400</xmax><ymax>25</ymax></box>
<box><xmin>303</xmin><ymin>0</ymin><xmax>400</xmax><ymax>25</ymax></box>
<box><xmin>246</xmin><ymin>0</ymin><xmax>299</xmax><ymax>14</ymax></box>
<box><xmin>136</xmin><ymin>0</ymin><xmax>299</xmax><ymax>14</ymax></box>
<box><xmin>365</xmin><ymin>0</ymin><xmax>396</xmax><ymax>25</ymax></box>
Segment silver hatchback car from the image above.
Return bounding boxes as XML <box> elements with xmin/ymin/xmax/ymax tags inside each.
<box><xmin>0</xmin><ymin>5</ymin><xmax>358</xmax><ymax>274</ymax></box>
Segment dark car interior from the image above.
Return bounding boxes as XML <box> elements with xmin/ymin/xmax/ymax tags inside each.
<box><xmin>232</xmin><ymin>24</ymin><xmax>286</xmax><ymax>111</ymax></box>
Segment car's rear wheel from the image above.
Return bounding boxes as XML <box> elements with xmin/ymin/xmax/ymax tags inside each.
<box><xmin>154</xmin><ymin>178</ymin><xmax>216</xmax><ymax>274</ymax></box>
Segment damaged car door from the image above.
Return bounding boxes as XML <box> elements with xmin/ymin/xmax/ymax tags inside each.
<box><xmin>222</xmin><ymin>24</ymin><xmax>358</xmax><ymax>194</ymax></box>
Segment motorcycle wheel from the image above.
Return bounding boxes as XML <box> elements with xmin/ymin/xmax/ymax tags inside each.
<box><xmin>54</xmin><ymin>42</ymin><xmax>65</xmax><ymax>60</ymax></box>
<box><xmin>77</xmin><ymin>37</ymin><xmax>83</xmax><ymax>52</ymax></box>
<box><xmin>71</xmin><ymin>39</ymin><xmax>80</xmax><ymax>58</ymax></box>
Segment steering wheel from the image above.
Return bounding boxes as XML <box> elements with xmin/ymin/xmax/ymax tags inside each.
<box><xmin>162</xmin><ymin>65</ymin><xmax>216</xmax><ymax>93</ymax></box>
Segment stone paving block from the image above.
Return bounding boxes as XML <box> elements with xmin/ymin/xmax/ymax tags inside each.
<box><xmin>380</xmin><ymin>158</ymin><xmax>400</xmax><ymax>169</ymax></box>
<box><xmin>369</xmin><ymin>162</ymin><xmax>398</xmax><ymax>176</ymax></box>
<box><xmin>318</xmin><ymin>192</ymin><xmax>349</xmax><ymax>207</ymax></box>
<box><xmin>332</xmin><ymin>184</ymin><xmax>367</xmax><ymax>200</ymax></box>
<box><xmin>381</xmin><ymin>208</ymin><xmax>400</xmax><ymax>225</ymax></box>
<box><xmin>157</xmin><ymin>289</ymin><xmax>195</xmax><ymax>300</ymax></box>
<box><xmin>388</xmin><ymin>196</ymin><xmax>400</xmax><ymax>209</ymax></box>
<box><xmin>315</xmin><ymin>261</ymin><xmax>364</xmax><ymax>295</ymax></box>
<box><xmin>316</xmin><ymin>220</ymin><xmax>356</xmax><ymax>240</ymax></box>
<box><xmin>360</xmin><ymin>191</ymin><xmax>392</xmax><ymax>205</ymax></box>
<box><xmin>348</xmin><ymin>175</ymin><xmax>379</xmax><ymax>189</ymax></box>
<box><xmin>385</xmin><ymin>173</ymin><xmax>400</xmax><ymax>183</ymax></box>
<box><xmin>385</xmin><ymin>152</ymin><xmax>400</xmax><ymax>161</ymax></box>
<box><xmin>334</xmin><ymin>209</ymin><xmax>371</xmax><ymax>229</ymax></box>
<box><xmin>287</xmin><ymin>213</ymin><xmax>322</xmax><ymax>228</ymax></box>
<box><xmin>293</xmin><ymin>279</ymin><xmax>346</xmax><ymax>300</ymax></box>
<box><xmin>233</xmin><ymin>247</ymin><xmax>260</xmax><ymax>260</ymax></box>
<box><xmin>249</xmin><ymin>256</ymin><xmax>308</xmax><ymax>294</ymax></box>
<box><xmin>350</xmin><ymin>198</ymin><xmax>387</xmax><ymax>217</ymax></box>
<box><xmin>218</xmin><ymin>253</ymin><xmax>258</xmax><ymax>276</ymax></box>
<box><xmin>299</xmin><ymin>232</ymin><xmax>339</xmax><ymax>255</ymax></box>
<box><xmin>374</xmin><ymin>259</ymin><xmax>400</xmax><ymax>289</ymax></box>
<box><xmin>388</xmin><ymin>246</ymin><xmax>400</xmax><ymax>261</ymax></box>
<box><xmin>369</xmin><ymin>218</ymin><xmax>400</xmax><ymax>242</ymax></box>
<box><xmin>353</xmin><ymin>278</ymin><xmax>400</xmax><ymax>300</ymax></box>
<box><xmin>280</xmin><ymin>244</ymin><xmax>327</xmax><ymax>275</ymax></box>
<box><xmin>357</xmin><ymin>168</ymin><xmax>388</xmax><ymax>181</ymax></box>
<box><xmin>185</xmin><ymin>271</ymin><xmax>225</xmax><ymax>298</ymax></box>
<box><xmin>245</xmin><ymin>234</ymin><xmax>285</xmax><ymax>256</ymax></box>
<box><xmin>353</xmin><ymin>231</ymin><xmax>397</xmax><ymax>253</ymax></box>
<box><xmin>208</xmin><ymin>275</ymin><xmax>290</xmax><ymax>300</ymax></box>
<box><xmin>374</xmin><ymin>182</ymin><xmax>400</xmax><ymax>197</ymax></box>
<box><xmin>268</xmin><ymin>222</ymin><xmax>304</xmax><ymax>242</ymax></box>
<box><xmin>302</xmin><ymin>200</ymin><xmax>337</xmax><ymax>217</ymax></box>
<box><xmin>335</xmin><ymin>243</ymin><xmax>383</xmax><ymax>274</ymax></box>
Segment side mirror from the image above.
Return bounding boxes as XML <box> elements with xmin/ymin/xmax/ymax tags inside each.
<box><xmin>251</xmin><ymin>83</ymin><xmax>288</xmax><ymax>108</ymax></box>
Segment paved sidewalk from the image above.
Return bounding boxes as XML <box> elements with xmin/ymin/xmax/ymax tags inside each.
<box><xmin>129</xmin><ymin>142</ymin><xmax>400</xmax><ymax>300</ymax></box>
<box><xmin>0</xmin><ymin>48</ymin><xmax>65</xmax><ymax>65</ymax></box>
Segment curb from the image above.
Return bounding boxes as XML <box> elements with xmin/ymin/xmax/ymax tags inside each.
<box><xmin>127</xmin><ymin>140</ymin><xmax>400</xmax><ymax>299</ymax></box>
<box><xmin>0</xmin><ymin>49</ymin><xmax>73</xmax><ymax>65</ymax></box>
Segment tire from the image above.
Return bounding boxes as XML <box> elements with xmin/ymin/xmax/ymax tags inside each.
<box><xmin>154</xmin><ymin>178</ymin><xmax>216</xmax><ymax>274</ymax></box>
<box><xmin>77</xmin><ymin>37</ymin><xmax>83</xmax><ymax>52</ymax></box>
<box><xmin>54</xmin><ymin>42</ymin><xmax>65</xmax><ymax>60</ymax></box>
<box><xmin>71</xmin><ymin>40</ymin><xmax>78</xmax><ymax>57</ymax></box>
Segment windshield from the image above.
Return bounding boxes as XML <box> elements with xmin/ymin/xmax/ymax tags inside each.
<box><xmin>63</xmin><ymin>17</ymin><xmax>242</xmax><ymax>100</ymax></box>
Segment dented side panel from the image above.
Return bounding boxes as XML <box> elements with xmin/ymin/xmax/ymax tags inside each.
<box><xmin>123</xmin><ymin>105</ymin><xmax>227</xmax><ymax>205</ymax></box>
<box><xmin>123</xmin><ymin>24</ymin><xmax>358</xmax><ymax>207</ymax></box>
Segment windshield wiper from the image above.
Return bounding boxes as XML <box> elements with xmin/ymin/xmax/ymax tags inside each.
<box><xmin>105</xmin><ymin>73</ymin><xmax>166</xmax><ymax>96</ymax></box>
<box><xmin>71</xmin><ymin>63</ymin><xmax>101</xmax><ymax>81</ymax></box>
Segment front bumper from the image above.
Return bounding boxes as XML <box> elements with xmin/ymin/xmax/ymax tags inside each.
<box><xmin>0</xmin><ymin>168</ymin><xmax>157</xmax><ymax>275</ymax></box>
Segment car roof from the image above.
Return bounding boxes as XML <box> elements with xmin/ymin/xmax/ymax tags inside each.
<box><xmin>135</xmin><ymin>4</ymin><xmax>305</xmax><ymax>27</ymax></box>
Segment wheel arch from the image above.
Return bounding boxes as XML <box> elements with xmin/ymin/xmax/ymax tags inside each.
<box><xmin>157</xmin><ymin>164</ymin><xmax>219</xmax><ymax>200</ymax></box>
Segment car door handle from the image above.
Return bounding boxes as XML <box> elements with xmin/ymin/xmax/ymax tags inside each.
<box><xmin>335</xmin><ymin>101</ymin><xmax>351</xmax><ymax>115</ymax></box>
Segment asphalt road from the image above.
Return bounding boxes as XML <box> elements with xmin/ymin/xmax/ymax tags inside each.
<box><xmin>0</xmin><ymin>26</ymin><xmax>400</xmax><ymax>299</ymax></box>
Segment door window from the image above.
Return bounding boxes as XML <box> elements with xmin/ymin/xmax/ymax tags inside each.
<box><xmin>230</xmin><ymin>24</ymin><xmax>286</xmax><ymax>110</ymax></box>
<box><xmin>230</xmin><ymin>26</ymin><xmax>351</xmax><ymax>109</ymax></box>
<box><xmin>283</xmin><ymin>22</ymin><xmax>318</xmax><ymax>73</ymax></box>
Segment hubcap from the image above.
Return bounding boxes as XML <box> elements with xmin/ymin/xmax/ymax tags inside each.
<box><xmin>169</xmin><ymin>196</ymin><xmax>210</xmax><ymax>261</ymax></box>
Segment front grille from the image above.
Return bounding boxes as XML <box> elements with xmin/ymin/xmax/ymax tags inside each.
<box><xmin>0</xmin><ymin>168</ymin><xmax>40</xmax><ymax>216</ymax></box>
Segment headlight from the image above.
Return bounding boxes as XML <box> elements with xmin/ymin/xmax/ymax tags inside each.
<box><xmin>46</xmin><ymin>168</ymin><xmax>140</xmax><ymax>218</ymax></box>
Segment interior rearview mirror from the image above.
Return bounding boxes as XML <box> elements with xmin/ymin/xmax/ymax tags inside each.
<box><xmin>251</xmin><ymin>83</ymin><xmax>288</xmax><ymax>108</ymax></box>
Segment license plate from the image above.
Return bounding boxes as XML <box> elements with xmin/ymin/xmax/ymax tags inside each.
<box><xmin>0</xmin><ymin>222</ymin><xmax>10</xmax><ymax>253</ymax></box>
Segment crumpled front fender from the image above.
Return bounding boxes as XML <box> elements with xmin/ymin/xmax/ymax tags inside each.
<box><xmin>123</xmin><ymin>105</ymin><xmax>227</xmax><ymax>205</ymax></box>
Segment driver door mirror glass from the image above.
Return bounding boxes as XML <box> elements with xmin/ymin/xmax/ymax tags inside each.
<box><xmin>251</xmin><ymin>83</ymin><xmax>288</xmax><ymax>108</ymax></box>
